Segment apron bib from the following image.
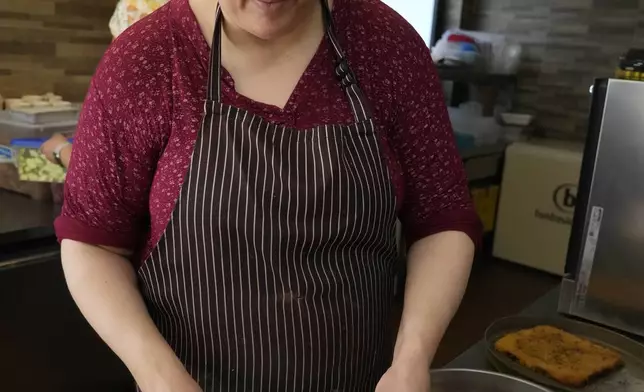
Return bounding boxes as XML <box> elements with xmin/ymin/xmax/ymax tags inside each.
<box><xmin>138</xmin><ymin>2</ymin><xmax>399</xmax><ymax>391</ymax></box>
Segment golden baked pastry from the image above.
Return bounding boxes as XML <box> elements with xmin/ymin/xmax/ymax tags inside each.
<box><xmin>495</xmin><ymin>325</ymin><xmax>623</xmax><ymax>387</ymax></box>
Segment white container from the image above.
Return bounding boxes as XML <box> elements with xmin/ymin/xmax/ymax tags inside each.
<box><xmin>448</xmin><ymin>105</ymin><xmax>503</xmax><ymax>146</ymax></box>
<box><xmin>6</xmin><ymin>105</ymin><xmax>80</xmax><ymax>125</ymax></box>
<box><xmin>0</xmin><ymin>112</ymin><xmax>76</xmax><ymax>146</ymax></box>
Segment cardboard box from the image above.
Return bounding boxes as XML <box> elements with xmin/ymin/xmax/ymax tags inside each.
<box><xmin>493</xmin><ymin>140</ymin><xmax>584</xmax><ymax>275</ymax></box>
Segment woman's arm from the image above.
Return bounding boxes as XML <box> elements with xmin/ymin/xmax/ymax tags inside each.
<box><xmin>394</xmin><ymin>231</ymin><xmax>474</xmax><ymax>363</ymax></box>
<box><xmin>373</xmin><ymin>7</ymin><xmax>481</xmax><ymax>390</ymax></box>
<box><xmin>376</xmin><ymin>232</ymin><xmax>474</xmax><ymax>391</ymax></box>
<box><xmin>61</xmin><ymin>240</ymin><xmax>201</xmax><ymax>392</ymax></box>
<box><xmin>55</xmin><ymin>20</ymin><xmax>185</xmax><ymax>390</ymax></box>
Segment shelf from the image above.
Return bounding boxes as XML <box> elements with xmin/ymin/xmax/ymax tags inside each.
<box><xmin>436</xmin><ymin>66</ymin><xmax>517</xmax><ymax>86</ymax></box>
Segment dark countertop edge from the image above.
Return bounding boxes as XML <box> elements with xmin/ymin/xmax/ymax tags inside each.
<box><xmin>0</xmin><ymin>235</ymin><xmax>59</xmax><ymax>264</ymax></box>
<box><xmin>0</xmin><ymin>248</ymin><xmax>60</xmax><ymax>270</ymax></box>
<box><xmin>0</xmin><ymin>189</ymin><xmax>59</xmax><ymax>247</ymax></box>
<box><xmin>0</xmin><ymin>227</ymin><xmax>56</xmax><ymax>247</ymax></box>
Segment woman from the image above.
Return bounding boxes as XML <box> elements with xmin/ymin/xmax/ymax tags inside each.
<box><xmin>41</xmin><ymin>0</ymin><xmax>170</xmax><ymax>165</ymax></box>
<box><xmin>55</xmin><ymin>0</ymin><xmax>480</xmax><ymax>391</ymax></box>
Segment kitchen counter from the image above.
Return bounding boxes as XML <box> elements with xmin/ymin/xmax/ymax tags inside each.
<box><xmin>0</xmin><ymin>191</ymin><xmax>134</xmax><ymax>391</ymax></box>
<box><xmin>0</xmin><ymin>248</ymin><xmax>133</xmax><ymax>391</ymax></box>
<box><xmin>445</xmin><ymin>287</ymin><xmax>559</xmax><ymax>370</ymax></box>
<box><xmin>0</xmin><ymin>189</ymin><xmax>59</xmax><ymax>250</ymax></box>
<box><xmin>445</xmin><ymin>286</ymin><xmax>644</xmax><ymax>369</ymax></box>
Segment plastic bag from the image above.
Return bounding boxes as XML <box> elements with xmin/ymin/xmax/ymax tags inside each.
<box><xmin>109</xmin><ymin>0</ymin><xmax>169</xmax><ymax>38</ymax></box>
<box><xmin>431</xmin><ymin>30</ymin><xmax>482</xmax><ymax>67</ymax></box>
<box><xmin>432</xmin><ymin>29</ymin><xmax>522</xmax><ymax>74</ymax></box>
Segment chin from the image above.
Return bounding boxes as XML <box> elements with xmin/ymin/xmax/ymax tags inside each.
<box><xmin>223</xmin><ymin>0</ymin><xmax>313</xmax><ymax>40</ymax></box>
<box><xmin>244</xmin><ymin>20</ymin><xmax>291</xmax><ymax>40</ymax></box>
<box><xmin>245</xmin><ymin>10</ymin><xmax>300</xmax><ymax>40</ymax></box>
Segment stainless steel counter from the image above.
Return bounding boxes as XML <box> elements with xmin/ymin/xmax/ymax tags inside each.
<box><xmin>445</xmin><ymin>286</ymin><xmax>644</xmax><ymax>370</ymax></box>
<box><xmin>445</xmin><ymin>288</ymin><xmax>559</xmax><ymax>370</ymax></box>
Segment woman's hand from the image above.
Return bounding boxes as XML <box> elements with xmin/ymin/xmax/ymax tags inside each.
<box><xmin>375</xmin><ymin>359</ymin><xmax>431</xmax><ymax>392</ymax></box>
<box><xmin>40</xmin><ymin>133</ymin><xmax>70</xmax><ymax>162</ymax></box>
<box><xmin>41</xmin><ymin>133</ymin><xmax>73</xmax><ymax>168</ymax></box>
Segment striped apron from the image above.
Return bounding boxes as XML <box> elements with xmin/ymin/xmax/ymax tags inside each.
<box><xmin>138</xmin><ymin>1</ymin><xmax>399</xmax><ymax>391</ymax></box>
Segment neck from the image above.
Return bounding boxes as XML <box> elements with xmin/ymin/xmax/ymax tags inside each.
<box><xmin>222</xmin><ymin>1</ymin><xmax>324</xmax><ymax>56</ymax></box>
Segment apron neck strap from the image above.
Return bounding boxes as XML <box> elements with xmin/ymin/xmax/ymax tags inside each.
<box><xmin>207</xmin><ymin>0</ymin><xmax>372</xmax><ymax>122</ymax></box>
<box><xmin>207</xmin><ymin>5</ymin><xmax>224</xmax><ymax>103</ymax></box>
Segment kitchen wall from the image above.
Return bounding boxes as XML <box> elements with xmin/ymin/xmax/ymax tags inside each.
<box><xmin>0</xmin><ymin>0</ymin><xmax>115</xmax><ymax>102</ymax></box>
<box><xmin>469</xmin><ymin>0</ymin><xmax>644</xmax><ymax>139</ymax></box>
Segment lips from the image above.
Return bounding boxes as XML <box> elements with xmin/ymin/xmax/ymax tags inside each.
<box><xmin>252</xmin><ymin>0</ymin><xmax>287</xmax><ymax>12</ymax></box>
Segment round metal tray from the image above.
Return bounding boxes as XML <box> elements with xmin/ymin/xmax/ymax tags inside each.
<box><xmin>485</xmin><ymin>316</ymin><xmax>644</xmax><ymax>392</ymax></box>
<box><xmin>430</xmin><ymin>369</ymin><xmax>553</xmax><ymax>392</ymax></box>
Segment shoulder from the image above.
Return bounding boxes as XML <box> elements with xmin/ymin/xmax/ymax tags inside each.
<box><xmin>336</xmin><ymin>0</ymin><xmax>429</xmax><ymax>59</ymax></box>
<box><xmin>334</xmin><ymin>0</ymin><xmax>435</xmax><ymax>95</ymax></box>
<box><xmin>93</xmin><ymin>4</ymin><xmax>176</xmax><ymax>107</ymax></box>
<box><xmin>334</xmin><ymin>0</ymin><xmax>438</xmax><ymax>122</ymax></box>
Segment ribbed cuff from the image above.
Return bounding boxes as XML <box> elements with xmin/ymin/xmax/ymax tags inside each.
<box><xmin>55</xmin><ymin>215</ymin><xmax>140</xmax><ymax>249</ymax></box>
<box><xmin>402</xmin><ymin>209</ymin><xmax>483</xmax><ymax>249</ymax></box>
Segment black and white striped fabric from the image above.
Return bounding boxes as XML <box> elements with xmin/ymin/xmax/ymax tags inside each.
<box><xmin>138</xmin><ymin>1</ymin><xmax>399</xmax><ymax>391</ymax></box>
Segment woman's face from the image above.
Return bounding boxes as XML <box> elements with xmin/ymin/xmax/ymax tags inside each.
<box><xmin>219</xmin><ymin>0</ymin><xmax>318</xmax><ymax>40</ymax></box>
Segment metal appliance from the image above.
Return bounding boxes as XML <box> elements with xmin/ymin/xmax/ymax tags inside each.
<box><xmin>560</xmin><ymin>78</ymin><xmax>644</xmax><ymax>338</ymax></box>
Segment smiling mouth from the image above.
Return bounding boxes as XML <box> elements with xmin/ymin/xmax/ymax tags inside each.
<box><xmin>255</xmin><ymin>0</ymin><xmax>286</xmax><ymax>4</ymax></box>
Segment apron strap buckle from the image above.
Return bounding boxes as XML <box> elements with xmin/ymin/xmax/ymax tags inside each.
<box><xmin>335</xmin><ymin>58</ymin><xmax>357</xmax><ymax>88</ymax></box>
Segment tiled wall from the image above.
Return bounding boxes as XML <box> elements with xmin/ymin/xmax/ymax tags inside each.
<box><xmin>471</xmin><ymin>0</ymin><xmax>644</xmax><ymax>139</ymax></box>
<box><xmin>0</xmin><ymin>0</ymin><xmax>115</xmax><ymax>102</ymax></box>
<box><xmin>444</xmin><ymin>0</ymin><xmax>464</xmax><ymax>31</ymax></box>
